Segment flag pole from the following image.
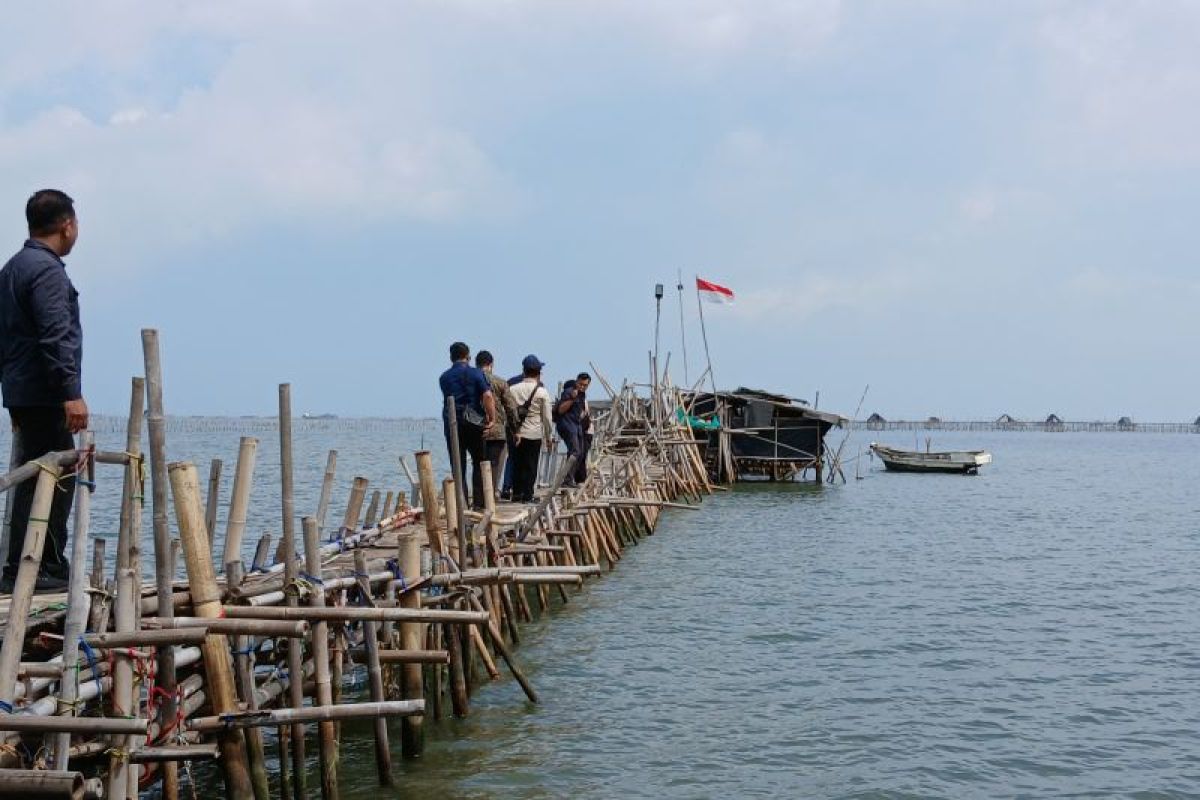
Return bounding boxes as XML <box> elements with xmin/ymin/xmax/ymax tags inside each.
<box><xmin>677</xmin><ymin>269</ymin><xmax>689</xmax><ymax>386</ymax></box>
<box><xmin>695</xmin><ymin>276</ymin><xmax>718</xmax><ymax>397</ymax></box>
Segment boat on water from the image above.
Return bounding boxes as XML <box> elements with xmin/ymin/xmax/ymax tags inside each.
<box><xmin>870</xmin><ymin>442</ymin><xmax>992</xmax><ymax>475</ymax></box>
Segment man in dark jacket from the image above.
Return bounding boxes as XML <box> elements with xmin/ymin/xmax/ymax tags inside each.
<box><xmin>438</xmin><ymin>341</ymin><xmax>495</xmax><ymax>510</ymax></box>
<box><xmin>0</xmin><ymin>189</ymin><xmax>88</xmax><ymax>593</ymax></box>
<box><xmin>555</xmin><ymin>372</ymin><xmax>591</xmax><ymax>487</ymax></box>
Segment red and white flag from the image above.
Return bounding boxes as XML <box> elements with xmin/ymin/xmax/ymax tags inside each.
<box><xmin>696</xmin><ymin>277</ymin><xmax>735</xmax><ymax>305</ymax></box>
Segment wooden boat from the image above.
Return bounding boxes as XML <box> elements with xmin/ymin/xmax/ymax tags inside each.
<box><xmin>869</xmin><ymin>443</ymin><xmax>992</xmax><ymax>475</ymax></box>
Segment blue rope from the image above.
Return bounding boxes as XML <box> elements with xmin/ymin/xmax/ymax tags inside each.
<box><xmin>0</xmin><ymin>700</ymin><xmax>12</xmax><ymax>714</ymax></box>
<box><xmin>299</xmin><ymin>571</ymin><xmax>324</xmax><ymax>586</ymax></box>
<box><xmin>80</xmin><ymin>637</ymin><xmax>103</xmax><ymax>693</ymax></box>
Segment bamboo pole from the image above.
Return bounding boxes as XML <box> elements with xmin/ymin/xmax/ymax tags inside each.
<box><xmin>397</xmin><ymin>530</ymin><xmax>424</xmax><ymax>757</ymax></box>
<box><xmin>222</xmin><ymin>605</ymin><xmax>488</xmax><ymax>624</ymax></box>
<box><xmin>416</xmin><ymin>451</ymin><xmax>469</xmax><ymax>717</ymax></box>
<box><xmin>363</xmin><ymin>490</ymin><xmax>381</xmax><ymax>529</ymax></box>
<box><xmin>0</xmin><ymin>768</ymin><xmax>84</xmax><ymax>799</ymax></box>
<box><xmin>204</xmin><ymin>458</ymin><xmax>223</xmax><ymax>545</ymax></box>
<box><xmin>251</xmin><ymin>534</ymin><xmax>272</xmax><ymax>572</ymax></box>
<box><xmin>54</xmin><ymin>432</ymin><xmax>93</xmax><ymax>769</ymax></box>
<box><xmin>226</xmin><ymin>563</ymin><xmax>271</xmax><ymax>800</ymax></box>
<box><xmin>0</xmin><ymin>715</ymin><xmax>149</xmax><ymax>735</ymax></box>
<box><xmin>143</xmin><ymin>617</ymin><xmax>307</xmax><ymax>637</ymax></box>
<box><xmin>222</xmin><ymin>437</ymin><xmax>258</xmax><ymax>572</ymax></box>
<box><xmin>354</xmin><ymin>549</ymin><xmax>393</xmax><ymax>784</ymax></box>
<box><xmin>304</xmin><ymin>516</ymin><xmax>339</xmax><ymax>800</ymax></box>
<box><xmin>278</xmin><ymin>384</ymin><xmax>307</xmax><ymax>800</ymax></box>
<box><xmin>188</xmin><ymin>701</ymin><xmax>424</xmax><ymax>732</ymax></box>
<box><xmin>141</xmin><ymin>328</ymin><xmax>179</xmax><ymax>800</ymax></box>
<box><xmin>167</xmin><ymin>460</ymin><xmax>254</xmax><ymax>799</ymax></box>
<box><xmin>315</xmin><ymin>450</ymin><xmax>337</xmax><ymax>537</ymax></box>
<box><xmin>465</xmin><ymin>592</ymin><xmax>538</xmax><ymax>703</ymax></box>
<box><xmin>398</xmin><ymin>456</ymin><xmax>420</xmax><ymax>508</ymax></box>
<box><xmin>0</xmin><ymin>466</ymin><xmax>60</xmax><ymax>719</ymax></box>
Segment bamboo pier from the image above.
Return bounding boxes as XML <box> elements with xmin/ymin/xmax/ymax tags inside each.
<box><xmin>0</xmin><ymin>329</ymin><xmax>711</xmax><ymax>799</ymax></box>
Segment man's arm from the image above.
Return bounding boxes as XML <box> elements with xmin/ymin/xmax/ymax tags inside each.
<box><xmin>28</xmin><ymin>267</ymin><xmax>87</xmax><ymax>432</ymax></box>
<box><xmin>482</xmin><ymin>390</ymin><xmax>496</xmax><ymax>428</ymax></box>
<box><xmin>541</xmin><ymin>390</ymin><xmax>554</xmax><ymax>446</ymax></box>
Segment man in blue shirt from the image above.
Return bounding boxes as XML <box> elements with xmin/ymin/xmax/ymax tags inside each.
<box><xmin>0</xmin><ymin>190</ymin><xmax>89</xmax><ymax>593</ymax></box>
<box><xmin>555</xmin><ymin>372</ymin><xmax>591</xmax><ymax>487</ymax></box>
<box><xmin>439</xmin><ymin>341</ymin><xmax>496</xmax><ymax>509</ymax></box>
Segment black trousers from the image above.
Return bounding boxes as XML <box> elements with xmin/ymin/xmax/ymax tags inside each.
<box><xmin>557</xmin><ymin>423</ymin><xmax>588</xmax><ymax>484</ymax></box>
<box><xmin>445</xmin><ymin>419</ymin><xmax>488</xmax><ymax>510</ymax></box>
<box><xmin>485</xmin><ymin>439</ymin><xmax>506</xmax><ymax>493</ymax></box>
<box><xmin>5</xmin><ymin>406</ymin><xmax>75</xmax><ymax>579</ymax></box>
<box><xmin>512</xmin><ymin>438</ymin><xmax>543</xmax><ymax>502</ymax></box>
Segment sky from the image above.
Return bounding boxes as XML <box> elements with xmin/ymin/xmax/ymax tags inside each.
<box><xmin>2</xmin><ymin>1</ymin><xmax>1198</xmax><ymax>421</ymax></box>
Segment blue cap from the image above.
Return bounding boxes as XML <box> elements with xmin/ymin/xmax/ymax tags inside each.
<box><xmin>522</xmin><ymin>354</ymin><xmax>545</xmax><ymax>370</ymax></box>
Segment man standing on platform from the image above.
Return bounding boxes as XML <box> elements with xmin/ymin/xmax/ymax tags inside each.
<box><xmin>555</xmin><ymin>372</ymin><xmax>591</xmax><ymax>487</ymax></box>
<box><xmin>475</xmin><ymin>350</ymin><xmax>517</xmax><ymax>497</ymax></box>
<box><xmin>509</xmin><ymin>355</ymin><xmax>554</xmax><ymax>503</ymax></box>
<box><xmin>0</xmin><ymin>190</ymin><xmax>88</xmax><ymax>593</ymax></box>
<box><xmin>439</xmin><ymin>341</ymin><xmax>495</xmax><ymax>509</ymax></box>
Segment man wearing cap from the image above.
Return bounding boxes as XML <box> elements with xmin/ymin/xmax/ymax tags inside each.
<box><xmin>508</xmin><ymin>355</ymin><xmax>554</xmax><ymax>503</ymax></box>
<box><xmin>439</xmin><ymin>341</ymin><xmax>495</xmax><ymax>509</ymax></box>
<box><xmin>0</xmin><ymin>189</ymin><xmax>88</xmax><ymax>593</ymax></box>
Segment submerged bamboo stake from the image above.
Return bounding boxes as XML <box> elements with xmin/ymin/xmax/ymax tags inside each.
<box><xmin>303</xmin><ymin>516</ymin><xmax>339</xmax><ymax>800</ymax></box>
<box><xmin>54</xmin><ymin>431</ymin><xmax>93</xmax><ymax>770</ymax></box>
<box><xmin>397</xmin><ymin>530</ymin><xmax>424</xmax><ymax>757</ymax></box>
<box><xmin>315</xmin><ymin>450</ymin><xmax>337</xmax><ymax>536</ymax></box>
<box><xmin>222</xmin><ymin>437</ymin><xmax>258</xmax><ymax>572</ymax></box>
<box><xmin>168</xmin><ymin>461</ymin><xmax>254</xmax><ymax>799</ymax></box>
<box><xmin>278</xmin><ymin>384</ymin><xmax>307</xmax><ymax>800</ymax></box>
<box><xmin>0</xmin><ymin>466</ymin><xmax>60</xmax><ymax>720</ymax></box>
<box><xmin>364</xmin><ymin>490</ymin><xmax>381</xmax><ymax>528</ymax></box>
<box><xmin>417</xmin><ymin>451</ymin><xmax>469</xmax><ymax>717</ymax></box>
<box><xmin>226</xmin><ymin>563</ymin><xmax>271</xmax><ymax>800</ymax></box>
<box><xmin>354</xmin><ymin>549</ymin><xmax>393</xmax><ymax>785</ymax></box>
<box><xmin>141</xmin><ymin>328</ymin><xmax>179</xmax><ymax>800</ymax></box>
<box><xmin>204</xmin><ymin>458</ymin><xmax>223</xmax><ymax>544</ymax></box>
<box><xmin>112</xmin><ymin>376</ymin><xmax>144</xmax><ymax>800</ymax></box>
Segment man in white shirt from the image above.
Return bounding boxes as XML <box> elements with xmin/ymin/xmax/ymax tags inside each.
<box><xmin>508</xmin><ymin>355</ymin><xmax>554</xmax><ymax>502</ymax></box>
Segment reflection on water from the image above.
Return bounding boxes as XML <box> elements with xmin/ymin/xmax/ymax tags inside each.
<box><xmin>56</xmin><ymin>425</ymin><xmax>1194</xmax><ymax>798</ymax></box>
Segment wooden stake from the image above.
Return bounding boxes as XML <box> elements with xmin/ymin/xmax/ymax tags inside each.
<box><xmin>141</xmin><ymin>329</ymin><xmax>180</xmax><ymax>800</ymax></box>
<box><xmin>226</xmin><ymin>562</ymin><xmax>271</xmax><ymax>800</ymax></box>
<box><xmin>54</xmin><ymin>431</ymin><xmax>94</xmax><ymax>769</ymax></box>
<box><xmin>354</xmin><ymin>549</ymin><xmax>393</xmax><ymax>785</ymax></box>
<box><xmin>204</xmin><ymin>458</ymin><xmax>223</xmax><ymax>547</ymax></box>
<box><xmin>222</xmin><ymin>437</ymin><xmax>258</xmax><ymax>572</ymax></box>
<box><xmin>397</xmin><ymin>531</ymin><xmax>424</xmax><ymax>757</ymax></box>
<box><xmin>416</xmin><ymin>451</ymin><xmax>468</xmax><ymax>717</ymax></box>
<box><xmin>167</xmin><ymin>461</ymin><xmax>253</xmax><ymax>799</ymax></box>
<box><xmin>315</xmin><ymin>450</ymin><xmax>337</xmax><ymax>537</ymax></box>
<box><xmin>303</xmin><ymin>517</ymin><xmax>339</xmax><ymax>800</ymax></box>
<box><xmin>278</xmin><ymin>384</ymin><xmax>307</xmax><ymax>800</ymax></box>
<box><xmin>0</xmin><ymin>467</ymin><xmax>60</xmax><ymax>723</ymax></box>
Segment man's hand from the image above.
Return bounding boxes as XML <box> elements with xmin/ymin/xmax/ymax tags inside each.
<box><xmin>64</xmin><ymin>397</ymin><xmax>89</xmax><ymax>433</ymax></box>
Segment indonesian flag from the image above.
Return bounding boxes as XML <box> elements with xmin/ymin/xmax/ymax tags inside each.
<box><xmin>696</xmin><ymin>277</ymin><xmax>735</xmax><ymax>304</ymax></box>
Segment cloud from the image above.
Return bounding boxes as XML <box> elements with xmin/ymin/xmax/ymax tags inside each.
<box><xmin>0</xmin><ymin>1</ymin><xmax>848</xmax><ymax>276</ymax></box>
<box><xmin>1034</xmin><ymin>1</ymin><xmax>1200</xmax><ymax>165</ymax></box>
<box><xmin>729</xmin><ymin>267</ymin><xmax>929</xmax><ymax>325</ymax></box>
